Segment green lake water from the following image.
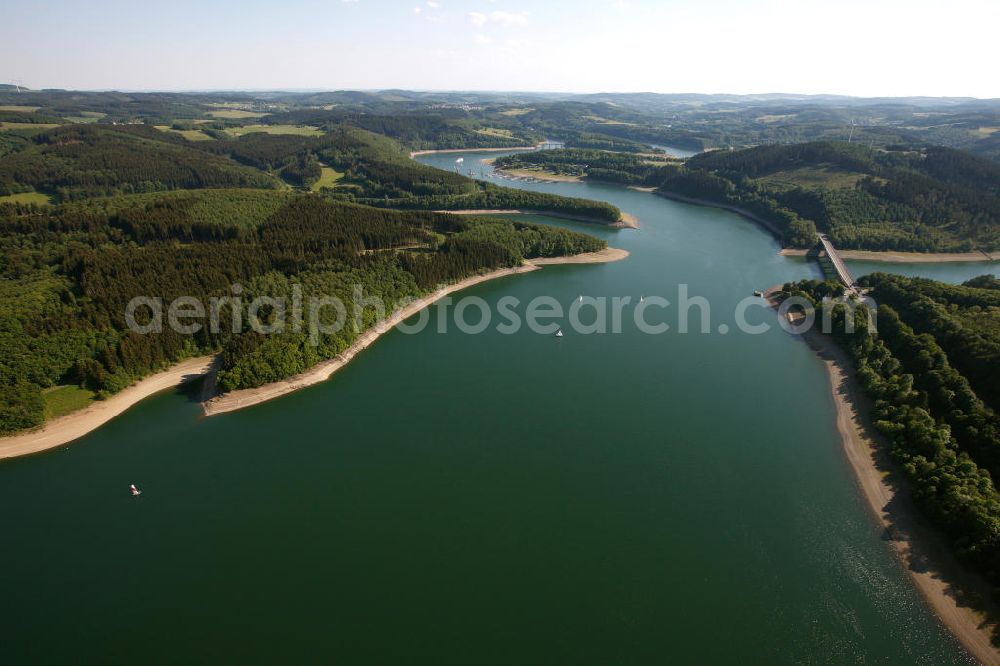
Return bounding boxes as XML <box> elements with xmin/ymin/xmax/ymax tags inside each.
<box><xmin>1</xmin><ymin>149</ymin><xmax>995</xmax><ymax>663</ymax></box>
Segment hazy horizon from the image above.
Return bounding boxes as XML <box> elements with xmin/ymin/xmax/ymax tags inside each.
<box><xmin>6</xmin><ymin>85</ymin><xmax>1000</xmax><ymax>102</ymax></box>
<box><xmin>4</xmin><ymin>0</ymin><xmax>998</xmax><ymax>98</ymax></box>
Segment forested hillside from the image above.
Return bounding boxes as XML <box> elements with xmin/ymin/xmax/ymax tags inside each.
<box><xmin>494</xmin><ymin>148</ymin><xmax>679</xmax><ymax>186</ymax></box>
<box><xmin>4</xmin><ymin>90</ymin><xmax>993</xmax><ymax>243</ymax></box>
<box><xmin>495</xmin><ymin>141</ymin><xmax>1000</xmax><ymax>251</ymax></box>
<box><xmin>660</xmin><ymin>142</ymin><xmax>1000</xmax><ymax>251</ymax></box>
<box><xmin>0</xmin><ymin>192</ymin><xmax>605</xmax><ymax>434</ymax></box>
<box><xmin>4</xmin><ymin>88</ymin><xmax>997</xmax><ymax>438</ymax></box>
<box><xmin>784</xmin><ymin>275</ymin><xmax>1000</xmax><ymax>602</ymax></box>
<box><xmin>0</xmin><ymin>120</ymin><xmax>625</xmax><ymax>224</ymax></box>
<box><xmin>860</xmin><ymin>273</ymin><xmax>1000</xmax><ymax>417</ymax></box>
<box><xmin>0</xmin><ymin>125</ymin><xmax>280</xmax><ymax>201</ymax></box>
<box><xmin>0</xmin><ymin>90</ymin><xmax>638</xmax><ymax>435</ymax></box>
<box><xmin>199</xmin><ymin>127</ymin><xmax>624</xmax><ymax>222</ymax></box>
<box><xmin>271</xmin><ymin>111</ymin><xmax>538</xmax><ymax>150</ymax></box>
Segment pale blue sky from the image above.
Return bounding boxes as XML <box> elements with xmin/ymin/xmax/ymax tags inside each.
<box><xmin>4</xmin><ymin>0</ymin><xmax>997</xmax><ymax>97</ymax></box>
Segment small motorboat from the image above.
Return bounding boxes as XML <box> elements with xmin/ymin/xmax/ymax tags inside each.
<box><xmin>130</xmin><ymin>484</ymin><xmax>142</xmax><ymax>496</ymax></box>
<box><xmin>753</xmin><ymin>290</ymin><xmax>764</xmax><ymax>298</ymax></box>
<box><xmin>555</xmin><ymin>329</ymin><xmax>564</xmax><ymax>338</ymax></box>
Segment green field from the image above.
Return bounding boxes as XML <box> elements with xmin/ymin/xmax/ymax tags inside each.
<box><xmin>42</xmin><ymin>385</ymin><xmax>96</xmax><ymax>420</ymax></box>
<box><xmin>64</xmin><ymin>111</ymin><xmax>107</xmax><ymax>123</ymax></box>
<box><xmin>0</xmin><ymin>122</ymin><xmax>61</xmax><ymax>131</ymax></box>
<box><xmin>475</xmin><ymin>127</ymin><xmax>515</xmax><ymax>138</ymax></box>
<box><xmin>223</xmin><ymin>124</ymin><xmax>324</xmax><ymax>137</ymax></box>
<box><xmin>208</xmin><ymin>109</ymin><xmax>270</xmax><ymax>119</ymax></box>
<box><xmin>0</xmin><ymin>105</ymin><xmax>41</xmax><ymax>112</ymax></box>
<box><xmin>757</xmin><ymin>113</ymin><xmax>797</xmax><ymax>123</ymax></box>
<box><xmin>584</xmin><ymin>115</ymin><xmax>635</xmax><ymax>126</ymax></box>
<box><xmin>154</xmin><ymin>125</ymin><xmax>214</xmax><ymax>141</ymax></box>
<box><xmin>311</xmin><ymin>165</ymin><xmax>344</xmax><ymax>191</ymax></box>
<box><xmin>0</xmin><ymin>191</ymin><xmax>53</xmax><ymax>205</ymax></box>
<box><xmin>498</xmin><ymin>107</ymin><xmax>533</xmax><ymax>116</ymax></box>
<box><xmin>756</xmin><ymin>165</ymin><xmax>869</xmax><ymax>190</ymax></box>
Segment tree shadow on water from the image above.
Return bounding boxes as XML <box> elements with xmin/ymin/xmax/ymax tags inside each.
<box><xmin>792</xmin><ymin>324</ymin><xmax>1000</xmax><ymax>655</ymax></box>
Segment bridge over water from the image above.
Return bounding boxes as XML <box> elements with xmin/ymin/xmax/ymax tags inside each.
<box><xmin>816</xmin><ymin>233</ymin><xmax>857</xmax><ymax>293</ymax></box>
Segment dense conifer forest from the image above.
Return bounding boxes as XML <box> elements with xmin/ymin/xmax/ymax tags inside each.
<box><xmin>494</xmin><ymin>148</ymin><xmax>679</xmax><ymax>186</ymax></box>
<box><xmin>0</xmin><ymin>122</ymin><xmax>624</xmax><ymax>223</ymax></box>
<box><xmin>497</xmin><ymin>141</ymin><xmax>1000</xmax><ymax>251</ymax></box>
<box><xmin>784</xmin><ymin>276</ymin><xmax>1000</xmax><ymax>598</ymax></box>
<box><xmin>659</xmin><ymin>142</ymin><xmax>1000</xmax><ymax>251</ymax></box>
<box><xmin>0</xmin><ymin>92</ymin><xmax>644</xmax><ymax>436</ymax></box>
<box><xmin>0</xmin><ymin>192</ymin><xmax>604</xmax><ymax>433</ymax></box>
<box><xmin>0</xmin><ymin>125</ymin><xmax>281</xmax><ymax>200</ymax></box>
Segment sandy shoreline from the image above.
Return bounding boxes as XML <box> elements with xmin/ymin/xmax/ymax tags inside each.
<box><xmin>439</xmin><ymin>208</ymin><xmax>639</xmax><ymax>229</ymax></box>
<box><xmin>203</xmin><ymin>248</ymin><xmax>628</xmax><ymax>416</ymax></box>
<box><xmin>0</xmin><ymin>247</ymin><xmax>627</xmax><ymax>457</ymax></box>
<box><xmin>529</xmin><ymin>247</ymin><xmax>628</xmax><ymax>265</ymax></box>
<box><xmin>617</xmin><ymin>212</ymin><xmax>639</xmax><ymax>228</ymax></box>
<box><xmin>766</xmin><ymin>288</ymin><xmax>1000</xmax><ymax>663</ymax></box>
<box><xmin>780</xmin><ymin>247</ymin><xmax>998</xmax><ymax>264</ymax></box>
<box><xmin>0</xmin><ymin>356</ymin><xmax>216</xmax><ymax>461</ymax></box>
<box><xmin>495</xmin><ymin>166</ymin><xmax>583</xmax><ymax>183</ymax></box>
<box><xmin>413</xmin><ymin>146</ymin><xmax>636</xmax><ymax>229</ymax></box>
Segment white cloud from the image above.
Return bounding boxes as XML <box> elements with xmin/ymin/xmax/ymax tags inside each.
<box><xmin>415</xmin><ymin>1</ymin><xmax>446</xmax><ymax>20</ymax></box>
<box><xmin>474</xmin><ymin>34</ymin><xmax>492</xmax><ymax>45</ymax></box>
<box><xmin>468</xmin><ymin>10</ymin><xmax>528</xmax><ymax>27</ymax></box>
<box><xmin>491</xmin><ymin>10</ymin><xmax>529</xmax><ymax>26</ymax></box>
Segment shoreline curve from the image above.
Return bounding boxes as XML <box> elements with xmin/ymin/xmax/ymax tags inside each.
<box><xmin>439</xmin><ymin>208</ymin><xmax>639</xmax><ymax>229</ymax></box>
<box><xmin>656</xmin><ymin>191</ymin><xmax>784</xmax><ymax>236</ymax></box>
<box><xmin>0</xmin><ymin>356</ymin><xmax>216</xmax><ymax>461</ymax></box>
<box><xmin>203</xmin><ymin>248</ymin><xmax>628</xmax><ymax>416</ymax></box>
<box><xmin>0</xmin><ymin>249</ymin><xmax>627</xmax><ymax>460</ymax></box>
<box><xmin>493</xmin><ymin>166</ymin><xmax>583</xmax><ymax>183</ymax></box>
<box><xmin>412</xmin><ymin>146</ymin><xmax>636</xmax><ymax>229</ymax></box>
<box><xmin>766</xmin><ymin>287</ymin><xmax>1000</xmax><ymax>664</ymax></box>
